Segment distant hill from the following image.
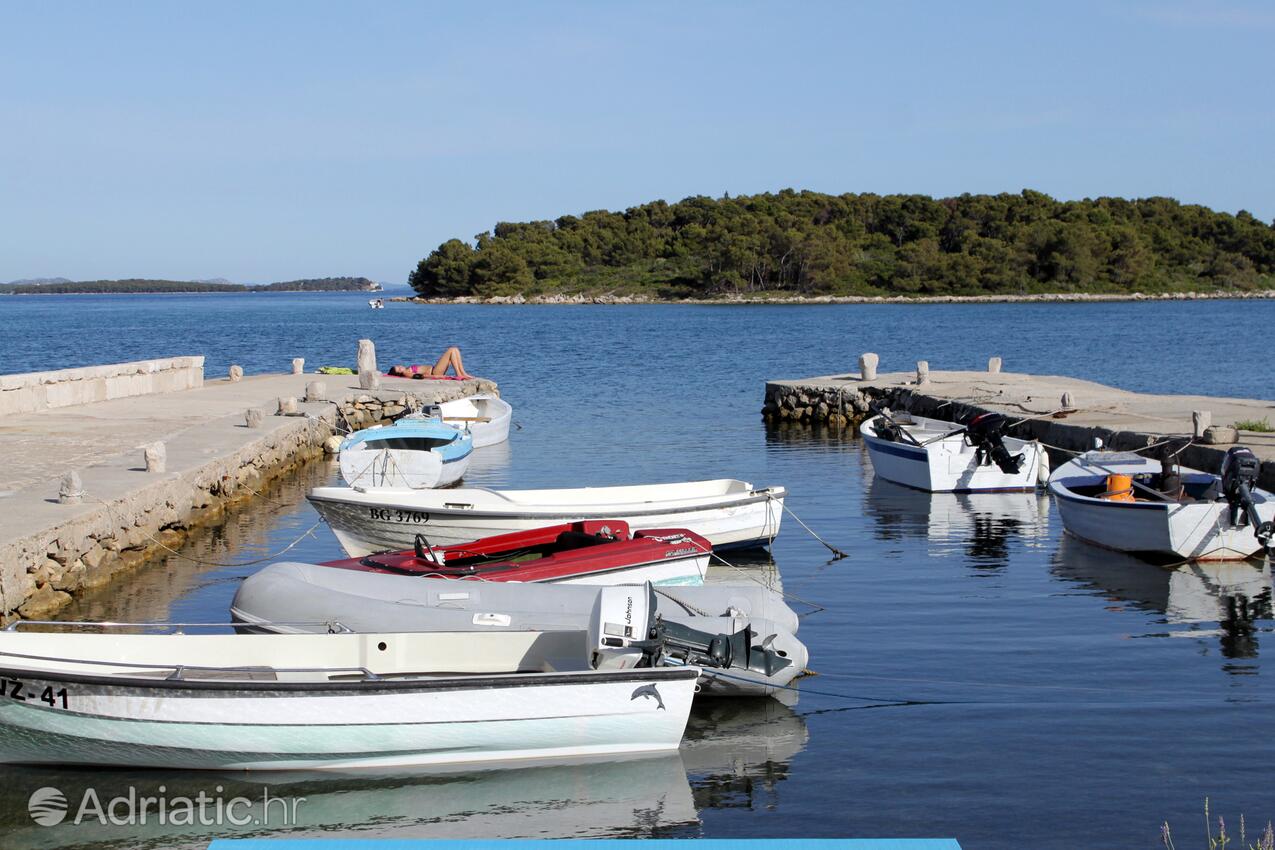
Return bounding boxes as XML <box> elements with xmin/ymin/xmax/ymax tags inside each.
<box><xmin>2</xmin><ymin>277</ymin><xmax>380</xmax><ymax>294</ymax></box>
<box><xmin>5</xmin><ymin>277</ymin><xmax>72</xmax><ymax>286</ymax></box>
<box><xmin>255</xmin><ymin>277</ymin><xmax>381</xmax><ymax>292</ymax></box>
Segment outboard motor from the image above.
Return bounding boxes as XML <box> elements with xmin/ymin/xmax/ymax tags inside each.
<box><xmin>588</xmin><ymin>584</ymin><xmax>793</xmax><ymax>681</ymax></box>
<box><xmin>964</xmin><ymin>412</ymin><xmax>1024</xmax><ymax>474</ymax></box>
<box><xmin>1220</xmin><ymin>447</ymin><xmax>1274</xmax><ymax>546</ymax></box>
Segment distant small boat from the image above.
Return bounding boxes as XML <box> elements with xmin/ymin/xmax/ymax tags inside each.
<box><xmin>369</xmin><ymin>298</ymin><xmax>385</xmax><ymax>309</ymax></box>
<box><xmin>438</xmin><ymin>393</ymin><xmax>513</xmax><ymax>448</ymax></box>
<box><xmin>1049</xmin><ymin>447</ymin><xmax>1275</xmax><ymax>562</ymax></box>
<box><xmin>861</xmin><ymin>411</ymin><xmax>1048</xmax><ymax>493</ymax></box>
<box><xmin>308</xmin><ymin>479</ymin><xmax>786</xmax><ymax>557</ymax></box>
<box><xmin>339</xmin><ymin>413</ymin><xmax>472</xmax><ymax>489</ymax></box>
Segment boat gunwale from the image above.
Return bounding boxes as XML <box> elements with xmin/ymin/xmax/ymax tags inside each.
<box><xmin>0</xmin><ymin>662</ymin><xmax>700</xmax><ymax>694</ymax></box>
<box><xmin>308</xmin><ymin>487</ymin><xmax>787</xmax><ymax>520</ymax></box>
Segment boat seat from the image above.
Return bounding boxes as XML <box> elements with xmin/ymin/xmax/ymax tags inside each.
<box><xmin>555</xmin><ymin>531</ymin><xmax>612</xmax><ymax>550</ymax></box>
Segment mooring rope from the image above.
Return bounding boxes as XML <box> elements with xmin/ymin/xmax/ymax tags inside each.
<box><xmin>767</xmin><ymin>493</ymin><xmax>849</xmax><ymax>559</ymax></box>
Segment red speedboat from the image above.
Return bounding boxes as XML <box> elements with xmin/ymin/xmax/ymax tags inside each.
<box><xmin>319</xmin><ymin>520</ymin><xmax>712</xmax><ymax>585</ymax></box>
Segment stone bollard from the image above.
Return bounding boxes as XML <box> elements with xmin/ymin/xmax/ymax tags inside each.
<box><xmin>1204</xmin><ymin>425</ymin><xmax>1239</xmax><ymax>445</ymax></box>
<box><xmin>228</xmin><ymin>364</ymin><xmax>243</xmax><ymax>382</ymax></box>
<box><xmin>58</xmin><ymin>471</ymin><xmax>83</xmax><ymax>505</ymax></box>
<box><xmin>988</xmin><ymin>356</ymin><xmax>1002</xmax><ymax>374</ymax></box>
<box><xmin>277</xmin><ymin>396</ymin><xmax>298</xmax><ymax>416</ymax></box>
<box><xmin>291</xmin><ymin>358</ymin><xmax>305</xmax><ymax>375</ymax></box>
<box><xmin>305</xmin><ymin>381</ymin><xmax>327</xmax><ymax>403</ymax></box>
<box><xmin>357</xmin><ymin>339</ymin><xmax>380</xmax><ymax>390</ymax></box>
<box><xmin>1061</xmin><ymin>391</ymin><xmax>1076</xmax><ymax>411</ymax></box>
<box><xmin>1192</xmin><ymin>410</ymin><xmax>1212</xmax><ymax>440</ymax></box>
<box><xmin>859</xmin><ymin>352</ymin><xmax>879</xmax><ymax>381</ymax></box>
<box><xmin>245</xmin><ymin>408</ymin><xmax>264</xmax><ymax>429</ymax></box>
<box><xmin>143</xmin><ymin>441</ymin><xmax>166</xmax><ymax>473</ymax></box>
<box><xmin>916</xmin><ymin>361</ymin><xmax>930</xmax><ymax>387</ymax></box>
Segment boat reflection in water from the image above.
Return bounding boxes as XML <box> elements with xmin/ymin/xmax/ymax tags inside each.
<box><xmin>1052</xmin><ymin>534</ymin><xmax>1273</xmax><ymax>659</ymax></box>
<box><xmin>0</xmin><ymin>699</ymin><xmax>807</xmax><ymax>848</ymax></box>
<box><xmin>682</xmin><ymin>698</ymin><xmax>809</xmax><ymax>811</ymax></box>
<box><xmin>864</xmin><ymin>477</ymin><xmax>1051</xmax><ymax>567</ymax></box>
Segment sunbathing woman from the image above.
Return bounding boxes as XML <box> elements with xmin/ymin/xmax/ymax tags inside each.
<box><xmin>387</xmin><ymin>346</ymin><xmax>471</xmax><ymax>380</ymax></box>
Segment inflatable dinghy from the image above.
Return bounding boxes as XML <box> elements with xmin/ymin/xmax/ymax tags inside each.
<box><xmin>231</xmin><ymin>562</ymin><xmax>806</xmax><ymax>697</ymax></box>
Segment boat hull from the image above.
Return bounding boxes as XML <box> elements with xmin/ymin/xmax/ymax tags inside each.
<box><xmin>861</xmin><ymin>415</ymin><xmax>1044</xmax><ymax>493</ymax></box>
<box><xmin>0</xmin><ymin>668</ymin><xmax>697</xmax><ymax>771</ymax></box>
<box><xmin>340</xmin><ymin>446</ymin><xmax>470</xmax><ymax>490</ymax></box>
<box><xmin>1050</xmin><ymin>453</ymin><xmax>1275</xmax><ymax>561</ymax></box>
<box><xmin>308</xmin><ymin>484</ymin><xmax>785</xmax><ymax>557</ymax></box>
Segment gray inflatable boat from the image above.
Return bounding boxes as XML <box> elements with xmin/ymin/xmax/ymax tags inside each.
<box><xmin>231</xmin><ymin>561</ymin><xmax>807</xmax><ymax>697</ymax></box>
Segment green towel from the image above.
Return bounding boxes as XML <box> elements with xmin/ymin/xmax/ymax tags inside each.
<box><xmin>316</xmin><ymin>366</ymin><xmax>355</xmax><ymax>375</ymax></box>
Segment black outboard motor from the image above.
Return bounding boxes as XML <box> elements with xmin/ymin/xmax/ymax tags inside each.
<box><xmin>1220</xmin><ymin>446</ymin><xmax>1274</xmax><ymax>546</ymax></box>
<box><xmin>589</xmin><ymin>585</ymin><xmax>794</xmax><ymax>683</ymax></box>
<box><xmin>654</xmin><ymin>618</ymin><xmax>793</xmax><ymax>680</ymax></box>
<box><xmin>964</xmin><ymin>412</ymin><xmax>1024</xmax><ymax>474</ymax></box>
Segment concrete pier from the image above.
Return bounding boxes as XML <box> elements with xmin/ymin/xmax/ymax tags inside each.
<box><xmin>763</xmin><ymin>367</ymin><xmax>1275</xmax><ymax>488</ymax></box>
<box><xmin>0</xmin><ymin>358</ymin><xmax>497</xmax><ymax>622</ymax></box>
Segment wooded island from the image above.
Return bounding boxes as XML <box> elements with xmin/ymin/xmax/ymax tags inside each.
<box><xmin>408</xmin><ymin>190</ymin><xmax>1275</xmax><ymax>301</ymax></box>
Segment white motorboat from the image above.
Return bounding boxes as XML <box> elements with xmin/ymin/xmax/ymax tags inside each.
<box><xmin>438</xmin><ymin>393</ymin><xmax>512</xmax><ymax>448</ymax></box>
<box><xmin>0</xmin><ymin>586</ymin><xmax>721</xmax><ymax>770</ymax></box>
<box><xmin>1048</xmin><ymin>446</ymin><xmax>1275</xmax><ymax>562</ymax></box>
<box><xmin>308</xmin><ymin>479</ymin><xmax>786</xmax><ymax>557</ymax></box>
<box><xmin>861</xmin><ymin>411</ymin><xmax>1048</xmax><ymax>493</ymax></box>
<box><xmin>229</xmin><ymin>561</ymin><xmax>807</xmax><ymax>697</ymax></box>
<box><xmin>339</xmin><ymin>413</ymin><xmax>473</xmax><ymax>490</ymax></box>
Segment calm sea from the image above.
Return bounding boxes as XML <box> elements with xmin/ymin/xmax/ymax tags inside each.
<box><xmin>1</xmin><ymin>292</ymin><xmax>1273</xmax><ymax>849</ymax></box>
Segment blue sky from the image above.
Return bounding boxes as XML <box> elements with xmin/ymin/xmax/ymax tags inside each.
<box><xmin>2</xmin><ymin>1</ymin><xmax>1272</xmax><ymax>284</ymax></box>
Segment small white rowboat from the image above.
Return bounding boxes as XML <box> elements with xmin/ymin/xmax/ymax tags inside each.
<box><xmin>438</xmin><ymin>393</ymin><xmax>513</xmax><ymax>448</ymax></box>
<box><xmin>308</xmin><ymin>479</ymin><xmax>786</xmax><ymax>558</ymax></box>
<box><xmin>861</xmin><ymin>412</ymin><xmax>1048</xmax><ymax>493</ymax></box>
<box><xmin>1049</xmin><ymin>447</ymin><xmax>1275</xmax><ymax>562</ymax></box>
<box><xmin>0</xmin><ymin>587</ymin><xmax>706</xmax><ymax>771</ymax></box>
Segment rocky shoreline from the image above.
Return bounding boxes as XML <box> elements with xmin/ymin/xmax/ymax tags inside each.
<box><xmin>392</xmin><ymin>289</ymin><xmax>1275</xmax><ymax>306</ymax></box>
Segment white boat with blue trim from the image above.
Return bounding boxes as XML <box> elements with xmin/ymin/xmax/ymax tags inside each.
<box><xmin>339</xmin><ymin>413</ymin><xmax>473</xmax><ymax>490</ymax></box>
<box><xmin>1048</xmin><ymin>447</ymin><xmax>1275</xmax><ymax>562</ymax></box>
<box><xmin>0</xmin><ymin>586</ymin><xmax>738</xmax><ymax>770</ymax></box>
<box><xmin>861</xmin><ymin>411</ymin><xmax>1047</xmax><ymax>493</ymax></box>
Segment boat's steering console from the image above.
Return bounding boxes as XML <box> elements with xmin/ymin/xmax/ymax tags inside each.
<box><xmin>1221</xmin><ymin>446</ymin><xmax>1274</xmax><ymax>545</ymax></box>
<box><xmin>965</xmin><ymin>413</ymin><xmax>1025</xmax><ymax>474</ymax></box>
<box><xmin>589</xmin><ymin>585</ymin><xmax>793</xmax><ymax>681</ymax></box>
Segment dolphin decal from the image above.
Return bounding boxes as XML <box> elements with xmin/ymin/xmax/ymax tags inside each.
<box><xmin>630</xmin><ymin>683</ymin><xmax>666</xmax><ymax>710</ymax></box>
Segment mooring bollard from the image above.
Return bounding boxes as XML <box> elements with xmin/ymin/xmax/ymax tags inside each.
<box><xmin>292</xmin><ymin>358</ymin><xmax>305</xmax><ymax>375</ymax></box>
<box><xmin>58</xmin><ymin>471</ymin><xmax>83</xmax><ymax>505</ymax></box>
<box><xmin>245</xmin><ymin>408</ymin><xmax>264</xmax><ymax>429</ymax></box>
<box><xmin>1192</xmin><ymin>410</ymin><xmax>1212</xmax><ymax>440</ymax></box>
<box><xmin>277</xmin><ymin>396</ymin><xmax>298</xmax><ymax>416</ymax></box>
<box><xmin>143</xmin><ymin>441</ymin><xmax>166</xmax><ymax>473</ymax></box>
<box><xmin>1204</xmin><ymin>425</ymin><xmax>1239</xmax><ymax>445</ymax></box>
<box><xmin>859</xmin><ymin>352</ymin><xmax>879</xmax><ymax>381</ymax></box>
<box><xmin>228</xmin><ymin>364</ymin><xmax>243</xmax><ymax>382</ymax></box>
<box><xmin>306</xmin><ymin>381</ymin><xmax>327</xmax><ymax>403</ymax></box>
<box><xmin>916</xmin><ymin>361</ymin><xmax>930</xmax><ymax>387</ymax></box>
<box><xmin>988</xmin><ymin>356</ymin><xmax>1002</xmax><ymax>374</ymax></box>
<box><xmin>1061</xmin><ymin>391</ymin><xmax>1076</xmax><ymax>411</ymax></box>
<box><xmin>358</xmin><ymin>339</ymin><xmax>380</xmax><ymax>390</ymax></box>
